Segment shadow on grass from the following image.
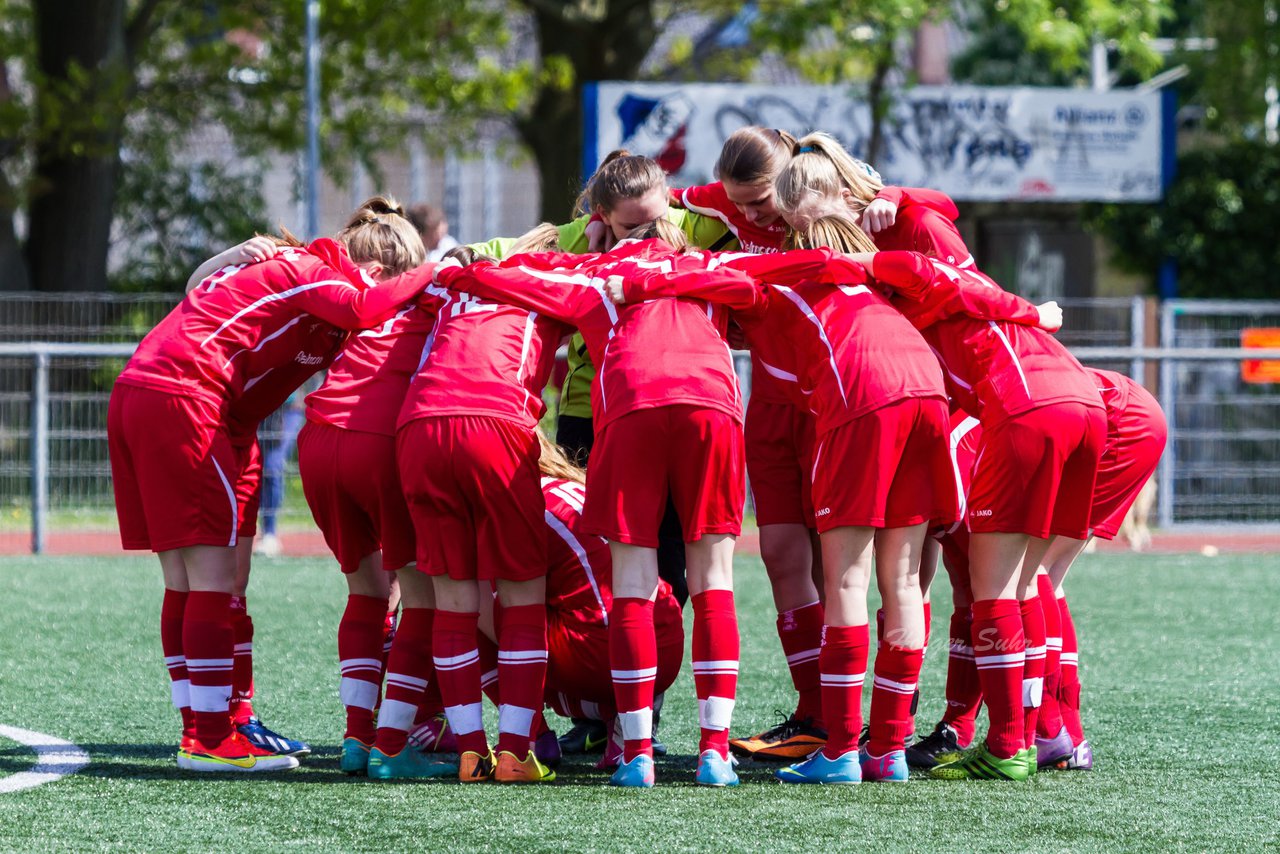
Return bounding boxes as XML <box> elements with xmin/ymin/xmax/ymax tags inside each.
<box><xmin>0</xmin><ymin>742</ymin><xmax>787</xmax><ymax>786</ymax></box>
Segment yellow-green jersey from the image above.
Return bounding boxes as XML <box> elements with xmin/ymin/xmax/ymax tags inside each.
<box><xmin>557</xmin><ymin>208</ymin><xmax>738</xmax><ymax>419</ymax></box>
<box><xmin>465</xmin><ymin>236</ymin><xmax>518</xmax><ymax>260</ymax></box>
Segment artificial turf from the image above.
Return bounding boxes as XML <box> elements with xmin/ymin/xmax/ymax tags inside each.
<box><xmin>0</xmin><ymin>551</ymin><xmax>1277</xmax><ymax>852</ymax></box>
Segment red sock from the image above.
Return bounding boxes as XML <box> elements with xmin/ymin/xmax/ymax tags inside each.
<box><xmin>432</xmin><ymin>609</ymin><xmax>487</xmax><ymax>755</ymax></box>
<box><xmin>819</xmin><ymin>623</ymin><xmax>869</xmax><ymax>757</ymax></box>
<box><xmin>161</xmin><ymin>589</ymin><xmax>194</xmax><ymax>736</ymax></box>
<box><xmin>477</xmin><ymin>632</ymin><xmax>500</xmax><ymax>707</ymax></box>
<box><xmin>229</xmin><ymin>596</ymin><xmax>255</xmax><ymax>724</ymax></box>
<box><xmin>776</xmin><ymin>601</ymin><xmax>824</xmax><ymax>726</ymax></box>
<box><xmin>691</xmin><ymin>590</ymin><xmax>739</xmax><ymax>759</ymax></box>
<box><xmin>610</xmin><ymin>597</ymin><xmax>656</xmax><ymax>762</ymax></box>
<box><xmin>1058</xmin><ymin>595</ymin><xmax>1084</xmax><ymax>744</ymax></box>
<box><xmin>869</xmin><ymin>644</ymin><xmax>924</xmax><ymax>756</ymax></box>
<box><xmin>495</xmin><ymin>603</ymin><xmax>548</xmax><ymax>756</ymax></box>
<box><xmin>374</xmin><ymin>607</ymin><xmax>434</xmax><ymax>755</ymax></box>
<box><xmin>922</xmin><ymin>601</ymin><xmax>933</xmax><ymax>651</ymax></box>
<box><xmin>971</xmin><ymin>598</ymin><xmax>1025</xmax><ymax>759</ymax></box>
<box><xmin>337</xmin><ymin>594</ymin><xmax>389</xmax><ymax>744</ymax></box>
<box><xmin>1020</xmin><ymin>596</ymin><xmax>1047</xmax><ymax>749</ymax></box>
<box><xmin>376</xmin><ymin>609</ymin><xmax>396</xmax><ymax>714</ymax></box>
<box><xmin>941</xmin><ymin>608</ymin><xmax>981</xmax><ymax>746</ymax></box>
<box><xmin>184</xmin><ymin>591</ymin><xmax>234</xmax><ymax>748</ymax></box>
<box><xmin>914</xmin><ymin>600</ymin><xmax>932</xmax><ymax>733</ymax></box>
<box><xmin>1036</xmin><ymin>575</ymin><xmax>1064</xmax><ymax>738</ymax></box>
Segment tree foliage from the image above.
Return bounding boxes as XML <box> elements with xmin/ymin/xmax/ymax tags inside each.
<box><xmin>2</xmin><ymin>0</ymin><xmax>534</xmax><ymax>291</ymax></box>
<box><xmin>1084</xmin><ymin>140</ymin><xmax>1280</xmax><ymax>299</ymax></box>
<box><xmin>990</xmin><ymin>0</ymin><xmax>1171</xmax><ymax>79</ymax></box>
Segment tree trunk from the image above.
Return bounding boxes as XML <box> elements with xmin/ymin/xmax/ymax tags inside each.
<box><xmin>25</xmin><ymin>0</ymin><xmax>130</xmax><ymax>292</ymax></box>
<box><xmin>865</xmin><ymin>51</ymin><xmax>893</xmax><ymax>167</ymax></box>
<box><xmin>0</xmin><ymin>65</ymin><xmax>30</xmax><ymax>291</ymax></box>
<box><xmin>516</xmin><ymin>0</ymin><xmax>659</xmax><ymax>223</ymax></box>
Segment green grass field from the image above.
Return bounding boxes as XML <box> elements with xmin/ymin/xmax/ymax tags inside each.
<box><xmin>1</xmin><ymin>551</ymin><xmax>1278</xmax><ymax>852</ymax></box>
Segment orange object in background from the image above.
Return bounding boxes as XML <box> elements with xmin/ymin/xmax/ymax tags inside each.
<box><xmin>1242</xmin><ymin>328</ymin><xmax>1280</xmax><ymax>383</ymax></box>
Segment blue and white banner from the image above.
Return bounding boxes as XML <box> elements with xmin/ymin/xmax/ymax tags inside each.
<box><xmin>584</xmin><ymin>82</ymin><xmax>1169</xmax><ymax>202</ymax></box>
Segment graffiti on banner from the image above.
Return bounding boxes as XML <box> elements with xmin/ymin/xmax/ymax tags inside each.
<box><xmin>589</xmin><ymin>83</ymin><xmax>1164</xmax><ymax>202</ymax></box>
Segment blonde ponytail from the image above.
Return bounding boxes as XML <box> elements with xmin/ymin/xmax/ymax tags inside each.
<box><xmin>537</xmin><ymin>431</ymin><xmax>586</xmax><ymax>484</ymax></box>
<box><xmin>774</xmin><ymin>132</ymin><xmax>884</xmax><ymax>218</ymax></box>
<box><xmin>335</xmin><ymin>194</ymin><xmax>426</xmax><ymax>276</ymax></box>
<box><xmin>625</xmin><ymin>217</ymin><xmax>689</xmax><ymax>251</ymax></box>
<box><xmin>789</xmin><ymin>213</ymin><xmax>879</xmax><ymax>254</ymax></box>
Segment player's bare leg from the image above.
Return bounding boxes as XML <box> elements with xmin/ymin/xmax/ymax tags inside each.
<box><xmin>684</xmin><ymin>533</ymin><xmax>740</xmax><ymax>786</ymax></box>
<box><xmin>777</xmin><ymin>525</ymin><xmax>872</xmax><ymax>784</ymax></box>
<box><xmin>863</xmin><ymin>523</ymin><xmax>928</xmax><ymax>781</ymax></box>
<box><xmin>607</xmin><ymin>542</ymin><xmax>661</xmax><ymax>787</ymax></box>
<box><xmin>730</xmin><ymin>524</ymin><xmax>827</xmax><ymax>761</ymax></box>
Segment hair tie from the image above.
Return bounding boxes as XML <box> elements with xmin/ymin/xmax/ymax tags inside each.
<box><xmin>798</xmin><ymin>145</ymin><xmax>814</xmax><ymax>153</ymax></box>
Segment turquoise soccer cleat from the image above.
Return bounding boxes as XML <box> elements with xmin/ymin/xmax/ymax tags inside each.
<box><xmin>775</xmin><ymin>749</ymin><xmax>862</xmax><ymax>784</ymax></box>
<box><xmin>859</xmin><ymin>747</ymin><xmax>910</xmax><ymax>782</ymax></box>
<box><xmin>367</xmin><ymin>745</ymin><xmax>459</xmax><ymax>780</ymax></box>
<box><xmin>608</xmin><ymin>754</ymin><xmax>656</xmax><ymax>788</ymax></box>
<box><xmin>694</xmin><ymin>749</ymin><xmax>739</xmax><ymax>787</ymax></box>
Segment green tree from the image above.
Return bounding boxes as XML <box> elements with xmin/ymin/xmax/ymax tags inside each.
<box><xmin>512</xmin><ymin>0</ymin><xmax>663</xmax><ymax>222</ymax></box>
<box><xmin>2</xmin><ymin>0</ymin><xmax>530</xmax><ymax>292</ymax></box>
<box><xmin>1084</xmin><ymin>140</ymin><xmax>1280</xmax><ymax>299</ymax></box>
<box><xmin>751</xmin><ymin>0</ymin><xmax>1172</xmax><ymax>163</ymax></box>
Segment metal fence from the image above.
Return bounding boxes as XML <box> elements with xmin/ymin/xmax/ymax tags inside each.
<box><xmin>1155</xmin><ymin>300</ymin><xmax>1280</xmax><ymax>526</ymax></box>
<box><xmin>0</xmin><ymin>296</ymin><xmax>1277</xmax><ymax>554</ymax></box>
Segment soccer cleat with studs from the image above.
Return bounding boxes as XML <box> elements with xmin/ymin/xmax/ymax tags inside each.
<box><xmin>340</xmin><ymin>737</ymin><xmax>372</xmax><ymax>775</ymax></box>
<box><xmin>929</xmin><ymin>741</ymin><xmax>1031</xmax><ymax>781</ymax></box>
<box><xmin>494</xmin><ymin>750</ymin><xmax>557</xmax><ymax>783</ymax></box>
<box><xmin>775</xmin><ymin>749</ymin><xmax>862</xmax><ymax>785</ymax></box>
<box><xmin>236</xmin><ymin>716</ymin><xmax>311</xmax><ymax>757</ymax></box>
<box><xmin>729</xmin><ymin>713</ymin><xmax>828</xmax><ymax>761</ymax></box>
<box><xmin>905</xmin><ymin>721</ymin><xmax>968</xmax><ymax>769</ymax></box>
<box><xmin>609</xmin><ymin>754</ymin><xmax>656</xmax><ymax>788</ymax></box>
<box><xmin>177</xmin><ymin>731</ymin><xmax>299</xmax><ymax>773</ymax></box>
<box><xmin>367</xmin><ymin>745</ymin><xmax>458</xmax><ymax>780</ymax></box>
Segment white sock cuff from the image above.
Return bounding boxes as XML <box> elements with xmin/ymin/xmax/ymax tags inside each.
<box><xmin>698</xmin><ymin>695</ymin><xmax>736</xmax><ymax>731</ymax></box>
<box><xmin>1022</xmin><ymin>677</ymin><xmax>1045</xmax><ymax>709</ymax></box>
<box><xmin>619</xmin><ymin>708</ymin><xmax>653</xmax><ymax>741</ymax></box>
<box><xmin>498</xmin><ymin>705</ymin><xmax>536</xmax><ymax>738</ymax></box>
<box><xmin>445</xmin><ymin>702</ymin><xmax>484</xmax><ymax>736</ymax></box>
<box><xmin>189</xmin><ymin>683</ymin><xmax>231</xmax><ymax>713</ymax></box>
<box><xmin>170</xmin><ymin>678</ymin><xmax>190</xmax><ymax>711</ymax></box>
<box><xmin>339</xmin><ymin>676</ymin><xmax>380</xmax><ymax>711</ymax></box>
<box><xmin>378</xmin><ymin>699</ymin><xmax>418</xmax><ymax>732</ymax></box>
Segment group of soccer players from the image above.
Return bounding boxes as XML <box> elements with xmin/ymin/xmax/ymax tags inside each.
<box><xmin>108</xmin><ymin>125</ymin><xmax>1165</xmax><ymax>786</ymax></box>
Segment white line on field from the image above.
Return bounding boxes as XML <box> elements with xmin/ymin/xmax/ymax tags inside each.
<box><xmin>0</xmin><ymin>724</ymin><xmax>89</xmax><ymax>793</ymax></box>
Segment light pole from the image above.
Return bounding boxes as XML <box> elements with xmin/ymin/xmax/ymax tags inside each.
<box><xmin>305</xmin><ymin>0</ymin><xmax>321</xmax><ymax>239</ymax></box>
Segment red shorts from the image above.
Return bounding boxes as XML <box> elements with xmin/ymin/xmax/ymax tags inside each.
<box><xmin>397</xmin><ymin>415</ymin><xmax>546</xmax><ymax>582</ymax></box>
<box><xmin>1090</xmin><ymin>384</ymin><xmax>1167</xmax><ymax>539</ymax></box>
<box><xmin>810</xmin><ymin>397</ymin><xmax>954</xmax><ymax>532</ymax></box>
<box><xmin>108</xmin><ymin>383</ymin><xmax>242</xmax><ymax>552</ymax></box>
<box><xmin>232</xmin><ymin>439</ymin><xmax>261</xmax><ymax>540</ymax></box>
<box><xmin>545</xmin><ymin>594</ymin><xmax>684</xmax><ymax>717</ymax></box>
<box><xmin>967</xmin><ymin>402</ymin><xmax>1107</xmax><ymax>539</ymax></box>
<box><xmin>745</xmin><ymin>398</ymin><xmax>816</xmax><ymax>528</ymax></box>
<box><xmin>298</xmin><ymin>421</ymin><xmax>416</xmax><ymax>573</ymax></box>
<box><xmin>583</xmin><ymin>405</ymin><xmax>744</xmax><ymax>547</ymax></box>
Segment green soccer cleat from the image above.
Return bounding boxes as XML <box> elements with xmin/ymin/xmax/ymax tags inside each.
<box><xmin>340</xmin><ymin>738</ymin><xmax>372</xmax><ymax>775</ymax></box>
<box><xmin>367</xmin><ymin>745</ymin><xmax>459</xmax><ymax>780</ymax></box>
<box><xmin>929</xmin><ymin>742</ymin><xmax>1032</xmax><ymax>781</ymax></box>
<box><xmin>1017</xmin><ymin>746</ymin><xmax>1038</xmax><ymax>778</ymax></box>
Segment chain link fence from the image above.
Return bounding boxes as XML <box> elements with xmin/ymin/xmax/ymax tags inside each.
<box><xmin>0</xmin><ymin>295</ymin><xmax>1277</xmax><ymax>553</ymax></box>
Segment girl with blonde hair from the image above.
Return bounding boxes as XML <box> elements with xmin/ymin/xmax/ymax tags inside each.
<box><xmin>109</xmin><ymin>195</ymin><xmax>435</xmax><ymax>773</ymax></box>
